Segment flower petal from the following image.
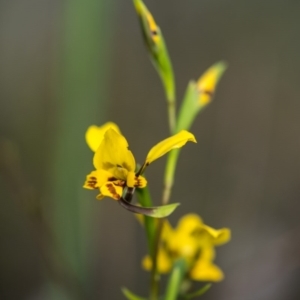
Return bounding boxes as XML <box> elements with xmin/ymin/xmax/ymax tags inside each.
<box><xmin>197</xmin><ymin>61</ymin><xmax>227</xmax><ymax>107</ymax></box>
<box><xmin>142</xmin><ymin>248</ymin><xmax>172</xmax><ymax>274</ymax></box>
<box><xmin>202</xmin><ymin>225</ymin><xmax>231</xmax><ymax>246</ymax></box>
<box><xmin>145</xmin><ymin>130</ymin><xmax>196</xmax><ymax>165</ymax></box>
<box><xmin>83</xmin><ymin>171</ymin><xmax>99</xmax><ymax>190</ymax></box>
<box><xmin>190</xmin><ymin>260</ymin><xmax>224</xmax><ymax>282</ymax></box>
<box><xmin>190</xmin><ymin>247</ymin><xmax>224</xmax><ymax>282</ymax></box>
<box><xmin>85</xmin><ymin>122</ymin><xmax>120</xmax><ymax>152</ymax></box>
<box><xmin>100</xmin><ymin>182</ymin><xmax>123</xmax><ymax>200</ymax></box>
<box><xmin>93</xmin><ymin>128</ymin><xmax>136</xmax><ymax>180</ymax></box>
<box><xmin>126</xmin><ymin>171</ymin><xmax>147</xmax><ymax>188</ymax></box>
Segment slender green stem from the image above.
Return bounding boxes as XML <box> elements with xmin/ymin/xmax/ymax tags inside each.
<box><xmin>162</xmin><ymin>149</ymin><xmax>180</xmax><ymax>205</ymax></box>
<box><xmin>168</xmin><ymin>101</ymin><xmax>176</xmax><ymax>134</ymax></box>
<box><xmin>165</xmin><ymin>259</ymin><xmax>187</xmax><ymax>300</ymax></box>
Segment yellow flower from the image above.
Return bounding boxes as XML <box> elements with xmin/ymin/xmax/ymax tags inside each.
<box><xmin>197</xmin><ymin>61</ymin><xmax>227</xmax><ymax>107</ymax></box>
<box><xmin>84</xmin><ymin>122</ymin><xmax>196</xmax><ymax>201</ymax></box>
<box><xmin>142</xmin><ymin>214</ymin><xmax>231</xmax><ymax>282</ymax></box>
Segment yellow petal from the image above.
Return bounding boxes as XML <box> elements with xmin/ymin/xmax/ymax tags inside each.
<box><xmin>161</xmin><ymin>219</ymin><xmax>174</xmax><ymax>241</ymax></box>
<box><xmin>84</xmin><ymin>169</ymin><xmax>120</xmax><ymax>190</ymax></box>
<box><xmin>126</xmin><ymin>171</ymin><xmax>147</xmax><ymax>189</ymax></box>
<box><xmin>190</xmin><ymin>246</ymin><xmax>224</xmax><ymax>281</ymax></box>
<box><xmin>145</xmin><ymin>130</ymin><xmax>196</xmax><ymax>165</ymax></box>
<box><xmin>96</xmin><ymin>194</ymin><xmax>105</xmax><ymax>200</ymax></box>
<box><xmin>176</xmin><ymin>214</ymin><xmax>203</xmax><ymax>234</ymax></box>
<box><xmin>202</xmin><ymin>225</ymin><xmax>231</xmax><ymax>246</ymax></box>
<box><xmin>197</xmin><ymin>61</ymin><xmax>227</xmax><ymax>107</ymax></box>
<box><xmin>85</xmin><ymin>122</ymin><xmax>120</xmax><ymax>152</ymax></box>
<box><xmin>100</xmin><ymin>181</ymin><xmax>124</xmax><ymax>200</ymax></box>
<box><xmin>190</xmin><ymin>260</ymin><xmax>224</xmax><ymax>282</ymax></box>
<box><xmin>83</xmin><ymin>171</ymin><xmax>99</xmax><ymax>190</ymax></box>
<box><xmin>142</xmin><ymin>248</ymin><xmax>172</xmax><ymax>274</ymax></box>
<box><xmin>93</xmin><ymin>129</ymin><xmax>136</xmax><ymax>180</ymax></box>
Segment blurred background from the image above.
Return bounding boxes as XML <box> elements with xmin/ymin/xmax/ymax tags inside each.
<box><xmin>1</xmin><ymin>0</ymin><xmax>300</xmax><ymax>299</ymax></box>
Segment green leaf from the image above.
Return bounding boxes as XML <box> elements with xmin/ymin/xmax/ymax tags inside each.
<box><xmin>119</xmin><ymin>198</ymin><xmax>180</xmax><ymax>218</ymax></box>
<box><xmin>176</xmin><ymin>61</ymin><xmax>227</xmax><ymax>133</ymax></box>
<box><xmin>121</xmin><ymin>287</ymin><xmax>147</xmax><ymax>300</ymax></box>
<box><xmin>184</xmin><ymin>284</ymin><xmax>212</xmax><ymax>299</ymax></box>
<box><xmin>132</xmin><ymin>0</ymin><xmax>175</xmax><ymax>103</ymax></box>
<box><xmin>175</xmin><ymin>81</ymin><xmax>199</xmax><ymax>133</ymax></box>
<box><xmin>164</xmin><ymin>259</ymin><xmax>187</xmax><ymax>300</ymax></box>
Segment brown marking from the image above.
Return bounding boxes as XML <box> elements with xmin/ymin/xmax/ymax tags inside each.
<box><xmin>106</xmin><ymin>183</ymin><xmax>120</xmax><ymax>200</ymax></box>
<box><xmin>135</xmin><ymin>176</ymin><xmax>143</xmax><ymax>187</ymax></box>
<box><xmin>86</xmin><ymin>176</ymin><xmax>97</xmax><ymax>189</ymax></box>
<box><xmin>199</xmin><ymin>89</ymin><xmax>214</xmax><ymax>97</ymax></box>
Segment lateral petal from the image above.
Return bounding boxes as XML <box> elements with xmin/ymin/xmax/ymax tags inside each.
<box><xmin>145</xmin><ymin>130</ymin><xmax>196</xmax><ymax>165</ymax></box>
<box><xmin>100</xmin><ymin>182</ymin><xmax>124</xmax><ymax>200</ymax></box>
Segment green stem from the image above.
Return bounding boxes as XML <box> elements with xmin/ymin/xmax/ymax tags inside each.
<box><xmin>165</xmin><ymin>259</ymin><xmax>187</xmax><ymax>300</ymax></box>
<box><xmin>162</xmin><ymin>148</ymin><xmax>180</xmax><ymax>205</ymax></box>
<box><xmin>136</xmin><ymin>187</ymin><xmax>155</xmax><ymax>255</ymax></box>
<box><xmin>168</xmin><ymin>101</ymin><xmax>176</xmax><ymax>134</ymax></box>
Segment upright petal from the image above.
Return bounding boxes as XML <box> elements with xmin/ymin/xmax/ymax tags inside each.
<box><xmin>93</xmin><ymin>129</ymin><xmax>136</xmax><ymax>179</ymax></box>
<box><xmin>85</xmin><ymin>122</ymin><xmax>120</xmax><ymax>152</ymax></box>
<box><xmin>197</xmin><ymin>61</ymin><xmax>227</xmax><ymax>107</ymax></box>
<box><xmin>145</xmin><ymin>130</ymin><xmax>196</xmax><ymax>165</ymax></box>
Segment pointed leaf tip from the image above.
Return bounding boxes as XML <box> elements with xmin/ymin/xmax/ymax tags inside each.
<box><xmin>122</xmin><ymin>287</ymin><xmax>146</xmax><ymax>300</ymax></box>
<box><xmin>119</xmin><ymin>198</ymin><xmax>180</xmax><ymax>218</ymax></box>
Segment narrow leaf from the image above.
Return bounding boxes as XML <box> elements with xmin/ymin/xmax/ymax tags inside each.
<box><xmin>184</xmin><ymin>284</ymin><xmax>212</xmax><ymax>299</ymax></box>
<box><xmin>122</xmin><ymin>287</ymin><xmax>146</xmax><ymax>300</ymax></box>
<box><xmin>165</xmin><ymin>259</ymin><xmax>187</xmax><ymax>300</ymax></box>
<box><xmin>119</xmin><ymin>198</ymin><xmax>180</xmax><ymax>218</ymax></box>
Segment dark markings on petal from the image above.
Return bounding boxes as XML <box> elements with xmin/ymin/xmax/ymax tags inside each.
<box><xmin>134</xmin><ymin>177</ymin><xmax>143</xmax><ymax>187</ymax></box>
<box><xmin>199</xmin><ymin>89</ymin><xmax>214</xmax><ymax>97</ymax></box>
<box><xmin>114</xmin><ymin>180</ymin><xmax>125</xmax><ymax>187</ymax></box>
<box><xmin>86</xmin><ymin>176</ymin><xmax>97</xmax><ymax>189</ymax></box>
<box><xmin>106</xmin><ymin>183</ymin><xmax>120</xmax><ymax>200</ymax></box>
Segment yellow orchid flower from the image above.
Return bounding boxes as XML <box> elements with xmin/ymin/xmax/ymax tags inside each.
<box><xmin>142</xmin><ymin>214</ymin><xmax>231</xmax><ymax>282</ymax></box>
<box><xmin>83</xmin><ymin>122</ymin><xmax>196</xmax><ymax>205</ymax></box>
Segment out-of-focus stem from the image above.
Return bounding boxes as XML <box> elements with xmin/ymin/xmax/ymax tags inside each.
<box><xmin>162</xmin><ymin>148</ymin><xmax>180</xmax><ymax>205</ymax></box>
<box><xmin>168</xmin><ymin>101</ymin><xmax>176</xmax><ymax>134</ymax></box>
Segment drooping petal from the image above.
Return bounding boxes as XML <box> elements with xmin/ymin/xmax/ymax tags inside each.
<box><xmin>190</xmin><ymin>247</ymin><xmax>224</xmax><ymax>282</ymax></box>
<box><xmin>93</xmin><ymin>128</ymin><xmax>136</xmax><ymax>179</ymax></box>
<box><xmin>190</xmin><ymin>260</ymin><xmax>224</xmax><ymax>282</ymax></box>
<box><xmin>83</xmin><ymin>169</ymin><xmax>119</xmax><ymax>191</ymax></box>
<box><xmin>100</xmin><ymin>181</ymin><xmax>124</xmax><ymax>200</ymax></box>
<box><xmin>145</xmin><ymin>130</ymin><xmax>196</xmax><ymax>165</ymax></box>
<box><xmin>85</xmin><ymin>122</ymin><xmax>120</xmax><ymax>152</ymax></box>
<box><xmin>83</xmin><ymin>171</ymin><xmax>99</xmax><ymax>190</ymax></box>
